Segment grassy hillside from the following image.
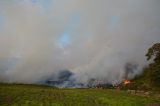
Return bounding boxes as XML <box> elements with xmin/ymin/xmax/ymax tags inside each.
<box><xmin>0</xmin><ymin>83</ymin><xmax>160</xmax><ymax>106</ymax></box>
<box><xmin>130</xmin><ymin>61</ymin><xmax>160</xmax><ymax>91</ymax></box>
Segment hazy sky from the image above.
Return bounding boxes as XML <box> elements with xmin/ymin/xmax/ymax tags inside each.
<box><xmin>0</xmin><ymin>0</ymin><xmax>160</xmax><ymax>85</ymax></box>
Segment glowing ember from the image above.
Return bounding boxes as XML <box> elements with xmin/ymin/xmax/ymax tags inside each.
<box><xmin>123</xmin><ymin>80</ymin><xmax>131</xmax><ymax>85</ymax></box>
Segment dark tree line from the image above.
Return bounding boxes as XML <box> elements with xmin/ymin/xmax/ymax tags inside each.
<box><xmin>131</xmin><ymin>43</ymin><xmax>160</xmax><ymax>91</ymax></box>
<box><xmin>146</xmin><ymin>43</ymin><xmax>160</xmax><ymax>88</ymax></box>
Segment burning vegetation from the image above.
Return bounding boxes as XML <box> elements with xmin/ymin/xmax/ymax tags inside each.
<box><xmin>123</xmin><ymin>80</ymin><xmax>131</xmax><ymax>85</ymax></box>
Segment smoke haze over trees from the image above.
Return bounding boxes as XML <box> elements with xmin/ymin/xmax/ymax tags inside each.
<box><xmin>0</xmin><ymin>0</ymin><xmax>160</xmax><ymax>87</ymax></box>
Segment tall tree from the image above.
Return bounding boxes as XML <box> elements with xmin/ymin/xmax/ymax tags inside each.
<box><xmin>146</xmin><ymin>43</ymin><xmax>160</xmax><ymax>63</ymax></box>
<box><xmin>146</xmin><ymin>43</ymin><xmax>160</xmax><ymax>87</ymax></box>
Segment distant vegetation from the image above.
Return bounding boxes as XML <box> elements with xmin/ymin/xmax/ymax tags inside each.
<box><xmin>127</xmin><ymin>43</ymin><xmax>160</xmax><ymax>91</ymax></box>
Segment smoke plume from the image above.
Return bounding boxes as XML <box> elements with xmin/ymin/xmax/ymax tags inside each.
<box><xmin>0</xmin><ymin>0</ymin><xmax>160</xmax><ymax>87</ymax></box>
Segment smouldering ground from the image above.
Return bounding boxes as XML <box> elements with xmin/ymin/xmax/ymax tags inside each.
<box><xmin>0</xmin><ymin>83</ymin><xmax>160</xmax><ymax>106</ymax></box>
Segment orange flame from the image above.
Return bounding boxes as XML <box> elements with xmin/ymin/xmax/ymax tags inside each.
<box><xmin>123</xmin><ymin>80</ymin><xmax>130</xmax><ymax>85</ymax></box>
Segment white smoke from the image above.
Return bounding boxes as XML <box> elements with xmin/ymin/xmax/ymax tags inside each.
<box><xmin>0</xmin><ymin>0</ymin><xmax>160</xmax><ymax>85</ymax></box>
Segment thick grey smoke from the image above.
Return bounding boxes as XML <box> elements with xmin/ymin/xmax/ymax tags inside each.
<box><xmin>0</xmin><ymin>0</ymin><xmax>160</xmax><ymax>86</ymax></box>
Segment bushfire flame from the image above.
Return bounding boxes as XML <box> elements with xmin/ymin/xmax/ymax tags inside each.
<box><xmin>123</xmin><ymin>80</ymin><xmax>131</xmax><ymax>85</ymax></box>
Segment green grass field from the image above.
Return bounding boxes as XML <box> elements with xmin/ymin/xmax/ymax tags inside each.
<box><xmin>0</xmin><ymin>83</ymin><xmax>160</xmax><ymax>106</ymax></box>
